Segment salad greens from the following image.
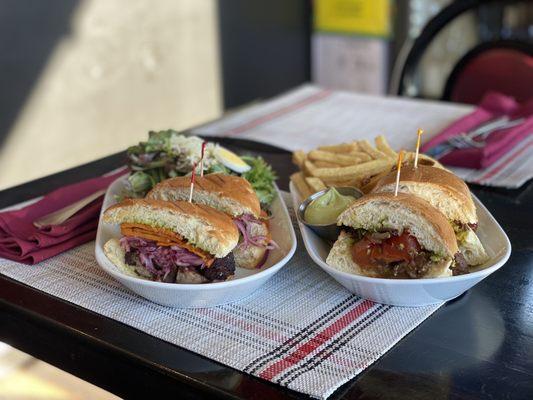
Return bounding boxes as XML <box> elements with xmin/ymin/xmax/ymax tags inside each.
<box><xmin>124</xmin><ymin>130</ymin><xmax>277</xmax><ymax>206</ymax></box>
<box><xmin>241</xmin><ymin>156</ymin><xmax>277</xmax><ymax>206</ymax></box>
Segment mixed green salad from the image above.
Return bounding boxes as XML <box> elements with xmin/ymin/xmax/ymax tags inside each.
<box><xmin>124</xmin><ymin>130</ymin><xmax>277</xmax><ymax>206</ymax></box>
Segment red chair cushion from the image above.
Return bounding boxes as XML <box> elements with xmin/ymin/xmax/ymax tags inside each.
<box><xmin>451</xmin><ymin>48</ymin><xmax>533</xmax><ymax>105</ymax></box>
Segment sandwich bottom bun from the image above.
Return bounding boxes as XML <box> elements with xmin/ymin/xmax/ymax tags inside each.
<box><xmin>326</xmin><ymin>231</ymin><xmax>453</xmax><ymax>279</ymax></box>
<box><xmin>233</xmin><ymin>220</ymin><xmax>269</xmax><ymax>269</ymax></box>
<box><xmin>460</xmin><ymin>229</ymin><xmax>489</xmax><ymax>266</ymax></box>
<box><xmin>234</xmin><ymin>245</ymin><xmax>267</xmax><ymax>269</ymax></box>
<box><xmin>103</xmin><ymin>239</ymin><xmax>208</xmax><ymax>284</ymax></box>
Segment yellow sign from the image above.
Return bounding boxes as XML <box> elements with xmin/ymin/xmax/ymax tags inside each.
<box><xmin>315</xmin><ymin>0</ymin><xmax>391</xmax><ymax>38</ymax></box>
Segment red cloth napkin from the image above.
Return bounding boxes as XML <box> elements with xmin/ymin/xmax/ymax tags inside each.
<box><xmin>0</xmin><ymin>168</ymin><xmax>127</xmax><ymax>264</ymax></box>
<box><xmin>422</xmin><ymin>92</ymin><xmax>533</xmax><ymax>169</ymax></box>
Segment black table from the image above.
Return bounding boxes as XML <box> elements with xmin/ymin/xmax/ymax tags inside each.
<box><xmin>1</xmin><ymin>137</ymin><xmax>532</xmax><ymax>399</ymax></box>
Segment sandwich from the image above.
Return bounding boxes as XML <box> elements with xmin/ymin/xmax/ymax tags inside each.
<box><xmin>146</xmin><ymin>174</ymin><xmax>276</xmax><ymax>269</ymax></box>
<box><xmin>102</xmin><ymin>199</ymin><xmax>239</xmax><ymax>283</ymax></box>
<box><xmin>326</xmin><ymin>193</ymin><xmax>468</xmax><ymax>278</ymax></box>
<box><xmin>372</xmin><ymin>165</ymin><xmax>488</xmax><ymax>266</ymax></box>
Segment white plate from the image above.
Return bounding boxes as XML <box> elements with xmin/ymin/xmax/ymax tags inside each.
<box><xmin>95</xmin><ymin>176</ymin><xmax>296</xmax><ymax>308</ymax></box>
<box><xmin>289</xmin><ymin>182</ymin><xmax>511</xmax><ymax>307</ymax></box>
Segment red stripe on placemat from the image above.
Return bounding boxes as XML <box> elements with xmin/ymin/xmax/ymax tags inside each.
<box><xmin>258</xmin><ymin>300</ymin><xmax>374</xmax><ymax>381</ymax></box>
<box><xmin>197</xmin><ymin>308</ymin><xmax>289</xmax><ymax>343</ymax></box>
<box><xmin>475</xmin><ymin>140</ymin><xmax>533</xmax><ymax>183</ymax></box>
<box><xmin>222</xmin><ymin>90</ymin><xmax>332</xmax><ymax>136</ymax></box>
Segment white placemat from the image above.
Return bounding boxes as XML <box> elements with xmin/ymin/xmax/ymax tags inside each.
<box><xmin>0</xmin><ymin>193</ymin><xmax>441</xmax><ymax>399</ymax></box>
<box><xmin>194</xmin><ymin>84</ymin><xmax>532</xmax><ymax>188</ymax></box>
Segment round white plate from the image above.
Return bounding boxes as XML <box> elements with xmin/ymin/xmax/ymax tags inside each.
<box><xmin>289</xmin><ymin>182</ymin><xmax>511</xmax><ymax>307</ymax></box>
<box><xmin>95</xmin><ymin>176</ymin><xmax>296</xmax><ymax>308</ymax></box>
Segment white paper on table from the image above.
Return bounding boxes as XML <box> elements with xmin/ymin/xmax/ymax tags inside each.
<box><xmin>193</xmin><ymin>84</ymin><xmax>532</xmax><ymax>189</ymax></box>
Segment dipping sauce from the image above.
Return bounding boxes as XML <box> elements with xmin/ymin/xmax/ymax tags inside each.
<box><xmin>304</xmin><ymin>188</ymin><xmax>356</xmax><ymax>225</ymax></box>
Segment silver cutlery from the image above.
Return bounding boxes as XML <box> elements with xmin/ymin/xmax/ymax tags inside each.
<box><xmin>449</xmin><ymin>117</ymin><xmax>525</xmax><ymax>149</ymax></box>
<box><xmin>33</xmin><ymin>189</ymin><xmax>106</xmax><ymax>229</ymax></box>
<box><xmin>426</xmin><ymin>116</ymin><xmax>525</xmax><ymax>158</ymax></box>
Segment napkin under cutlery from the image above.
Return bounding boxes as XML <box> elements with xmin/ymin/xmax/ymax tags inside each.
<box><xmin>422</xmin><ymin>92</ymin><xmax>533</xmax><ymax>169</ymax></box>
<box><xmin>0</xmin><ymin>168</ymin><xmax>126</xmax><ymax>264</ymax></box>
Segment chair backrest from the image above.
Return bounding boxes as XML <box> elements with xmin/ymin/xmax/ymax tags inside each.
<box><xmin>443</xmin><ymin>41</ymin><xmax>533</xmax><ymax>104</ymax></box>
<box><xmin>391</xmin><ymin>0</ymin><xmax>531</xmax><ymax>100</ymax></box>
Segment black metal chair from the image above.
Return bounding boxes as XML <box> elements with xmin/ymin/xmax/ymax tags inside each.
<box><xmin>390</xmin><ymin>0</ymin><xmax>532</xmax><ymax>103</ymax></box>
<box><xmin>442</xmin><ymin>39</ymin><xmax>533</xmax><ymax>103</ymax></box>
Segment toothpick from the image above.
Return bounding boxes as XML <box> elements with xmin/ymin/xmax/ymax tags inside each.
<box><xmin>414</xmin><ymin>128</ymin><xmax>424</xmax><ymax>168</ymax></box>
<box><xmin>188</xmin><ymin>162</ymin><xmax>197</xmax><ymax>202</ymax></box>
<box><xmin>200</xmin><ymin>141</ymin><xmax>207</xmax><ymax>177</ymax></box>
<box><xmin>394</xmin><ymin>150</ymin><xmax>404</xmax><ymax>197</ymax></box>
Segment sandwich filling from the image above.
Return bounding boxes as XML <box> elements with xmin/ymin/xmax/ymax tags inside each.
<box><xmin>346</xmin><ymin>228</ymin><xmax>468</xmax><ymax>278</ymax></box>
<box><xmin>233</xmin><ymin>214</ymin><xmax>278</xmax><ymax>267</ymax></box>
<box><xmin>121</xmin><ymin>223</ymin><xmax>214</xmax><ymax>264</ymax></box>
<box><xmin>119</xmin><ymin>223</ymin><xmax>235</xmax><ymax>283</ymax></box>
<box><xmin>455</xmin><ymin>221</ymin><xmax>478</xmax><ymax>232</ymax></box>
<box><xmin>452</xmin><ymin>221</ymin><xmax>478</xmax><ymax>244</ymax></box>
<box><xmin>234</xmin><ymin>214</ymin><xmax>276</xmax><ymax>249</ymax></box>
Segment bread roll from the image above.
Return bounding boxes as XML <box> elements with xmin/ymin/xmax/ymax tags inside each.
<box><xmin>147</xmin><ymin>174</ymin><xmax>261</xmax><ymax>218</ymax></box>
<box><xmin>103</xmin><ymin>199</ymin><xmax>239</xmax><ymax>258</ymax></box>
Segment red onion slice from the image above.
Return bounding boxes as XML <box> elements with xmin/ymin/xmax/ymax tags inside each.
<box><xmin>234</xmin><ymin>214</ymin><xmax>278</xmax><ymax>251</ymax></box>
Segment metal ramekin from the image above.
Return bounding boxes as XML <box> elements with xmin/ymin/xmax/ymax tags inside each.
<box><xmin>296</xmin><ymin>187</ymin><xmax>363</xmax><ymax>242</ymax></box>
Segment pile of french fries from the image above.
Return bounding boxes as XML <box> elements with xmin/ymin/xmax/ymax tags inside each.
<box><xmin>291</xmin><ymin>135</ymin><xmax>443</xmax><ymax>198</ymax></box>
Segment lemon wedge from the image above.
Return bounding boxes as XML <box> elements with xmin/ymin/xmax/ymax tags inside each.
<box><xmin>215</xmin><ymin>146</ymin><xmax>251</xmax><ymax>173</ymax></box>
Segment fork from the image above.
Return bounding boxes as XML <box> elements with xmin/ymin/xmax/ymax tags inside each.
<box><xmin>449</xmin><ymin>117</ymin><xmax>525</xmax><ymax>149</ymax></box>
<box><xmin>426</xmin><ymin>116</ymin><xmax>525</xmax><ymax>157</ymax></box>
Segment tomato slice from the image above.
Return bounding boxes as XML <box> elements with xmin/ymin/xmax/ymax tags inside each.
<box><xmin>351</xmin><ymin>231</ymin><xmax>421</xmax><ymax>269</ymax></box>
<box><xmin>351</xmin><ymin>237</ymin><xmax>376</xmax><ymax>268</ymax></box>
<box><xmin>382</xmin><ymin>234</ymin><xmax>421</xmax><ymax>262</ymax></box>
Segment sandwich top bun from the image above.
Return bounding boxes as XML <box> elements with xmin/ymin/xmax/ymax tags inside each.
<box><xmin>337</xmin><ymin>192</ymin><xmax>459</xmax><ymax>258</ymax></box>
<box><xmin>372</xmin><ymin>165</ymin><xmax>477</xmax><ymax>225</ymax></box>
<box><xmin>103</xmin><ymin>199</ymin><xmax>239</xmax><ymax>258</ymax></box>
<box><xmin>147</xmin><ymin>174</ymin><xmax>261</xmax><ymax>218</ymax></box>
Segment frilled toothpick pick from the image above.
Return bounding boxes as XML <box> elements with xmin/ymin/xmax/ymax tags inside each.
<box><xmin>394</xmin><ymin>150</ymin><xmax>405</xmax><ymax>196</ymax></box>
<box><xmin>414</xmin><ymin>128</ymin><xmax>424</xmax><ymax>168</ymax></box>
<box><xmin>200</xmin><ymin>141</ymin><xmax>207</xmax><ymax>177</ymax></box>
<box><xmin>188</xmin><ymin>162</ymin><xmax>197</xmax><ymax>202</ymax></box>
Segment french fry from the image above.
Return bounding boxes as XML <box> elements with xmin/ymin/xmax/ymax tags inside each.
<box><xmin>346</xmin><ymin>151</ymin><xmax>372</xmax><ymax>162</ymax></box>
<box><xmin>358</xmin><ymin>140</ymin><xmax>388</xmax><ymax>159</ymax></box>
<box><xmin>305</xmin><ymin>177</ymin><xmax>327</xmax><ymax>192</ymax></box>
<box><xmin>303</xmin><ymin>159</ymin><xmax>318</xmax><ymax>176</ymax></box>
<box><xmin>350</xmin><ymin>141</ymin><xmax>361</xmax><ymax>152</ymax></box>
<box><xmin>314</xmin><ymin>161</ymin><xmax>341</xmax><ymax>168</ymax></box>
<box><xmin>310</xmin><ymin>159</ymin><xmax>393</xmax><ymax>180</ymax></box>
<box><xmin>375</xmin><ymin>135</ymin><xmax>397</xmax><ymax>158</ymax></box>
<box><xmin>321</xmin><ymin>177</ymin><xmax>362</xmax><ymax>187</ymax></box>
<box><xmin>290</xmin><ymin>172</ymin><xmax>312</xmax><ymax>199</ymax></box>
<box><xmin>292</xmin><ymin>150</ymin><xmax>306</xmax><ymax>168</ymax></box>
<box><xmin>293</xmin><ymin>136</ymin><xmax>404</xmax><ymax>194</ymax></box>
<box><xmin>317</xmin><ymin>143</ymin><xmax>357</xmax><ymax>153</ymax></box>
<box><xmin>308</xmin><ymin>150</ymin><xmax>368</xmax><ymax>166</ymax></box>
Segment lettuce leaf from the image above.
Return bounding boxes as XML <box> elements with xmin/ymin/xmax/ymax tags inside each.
<box><xmin>241</xmin><ymin>156</ymin><xmax>277</xmax><ymax>207</ymax></box>
<box><xmin>123</xmin><ymin>130</ymin><xmax>277</xmax><ymax>207</ymax></box>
